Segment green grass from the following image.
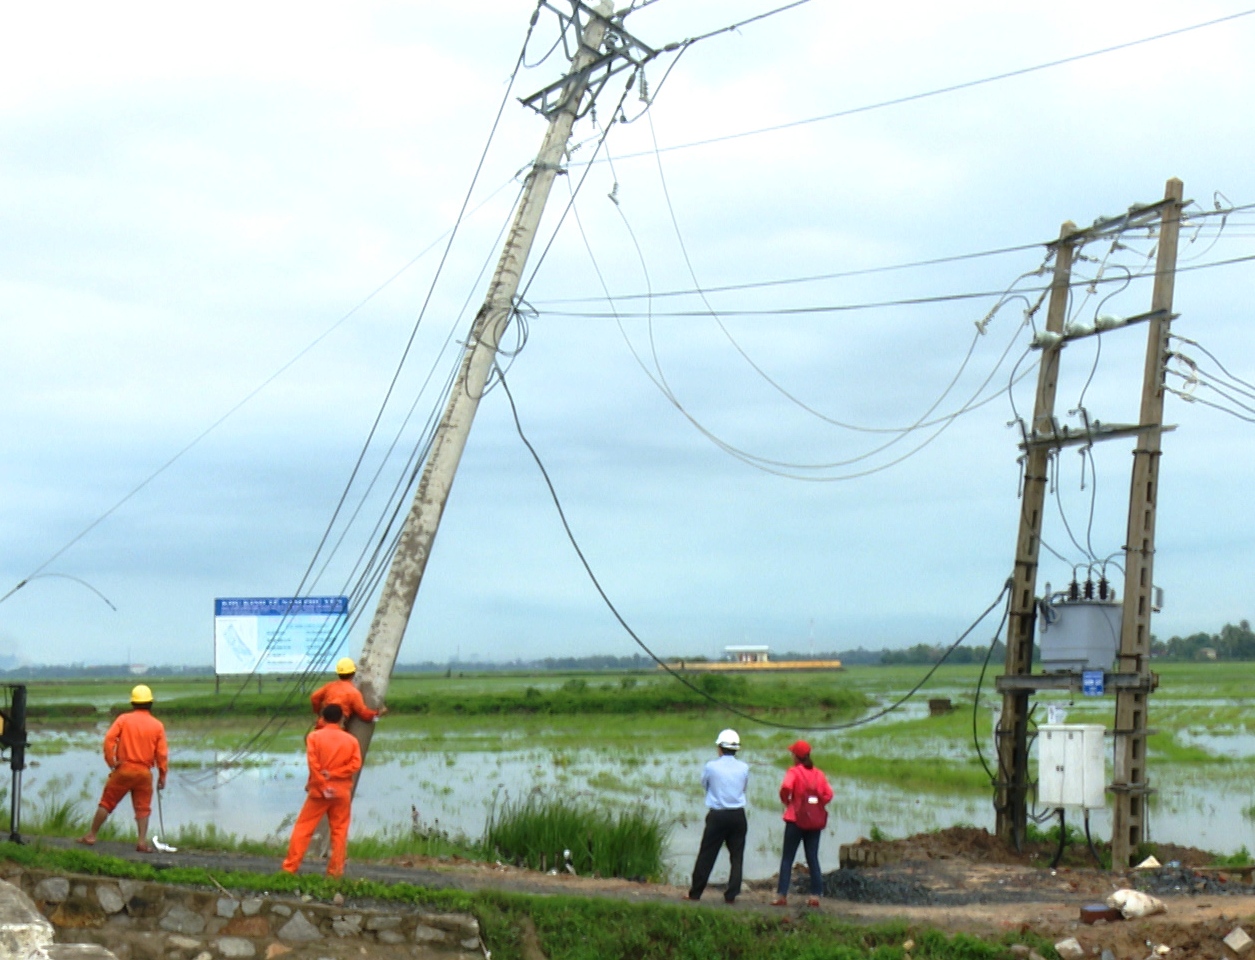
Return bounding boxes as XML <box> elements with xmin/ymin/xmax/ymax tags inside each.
<box><xmin>0</xmin><ymin>842</ymin><xmax>1057</xmax><ymax>960</ymax></box>
<box><xmin>348</xmin><ymin>821</ymin><xmax>483</xmax><ymax>862</ymax></box>
<box><xmin>163</xmin><ymin>822</ymin><xmax>281</xmax><ymax>856</ymax></box>
<box><xmin>484</xmin><ymin>793</ymin><xmax>670</xmax><ymax>882</ymax></box>
<box><xmin>1210</xmin><ymin>845</ymin><xmax>1253</xmax><ymax>867</ymax></box>
<box><xmin>16</xmin><ymin>670</ymin><xmax>871</xmax><ymax>719</ymax></box>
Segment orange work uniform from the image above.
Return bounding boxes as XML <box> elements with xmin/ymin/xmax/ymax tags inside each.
<box><xmin>282</xmin><ymin>723</ymin><xmax>363</xmax><ymax>877</ymax></box>
<box><xmin>96</xmin><ymin>709</ymin><xmax>168</xmax><ymax>818</ymax></box>
<box><xmin>310</xmin><ymin>678</ymin><xmax>378</xmax><ymax>726</ymax></box>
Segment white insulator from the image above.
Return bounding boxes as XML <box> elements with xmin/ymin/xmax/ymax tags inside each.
<box><xmin>1032</xmin><ymin>330</ymin><xmax>1064</xmax><ymax>349</ymax></box>
<box><xmin>1094</xmin><ymin>314</ymin><xmax>1123</xmax><ymax>331</ymax></box>
<box><xmin>1064</xmin><ymin>321</ymin><xmax>1094</xmax><ymax>338</ymax></box>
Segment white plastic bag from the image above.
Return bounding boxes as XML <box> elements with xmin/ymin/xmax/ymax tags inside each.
<box><xmin>1107</xmin><ymin>889</ymin><xmax>1166</xmax><ymax>919</ymax></box>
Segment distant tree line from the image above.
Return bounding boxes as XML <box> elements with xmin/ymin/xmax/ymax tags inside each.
<box><xmin>1152</xmin><ymin>621</ymin><xmax>1255</xmax><ymax>661</ymax></box>
<box><xmin>876</xmin><ymin>641</ymin><xmax>1008</xmax><ymax>666</ymax></box>
<box><xmin>0</xmin><ymin>663</ymin><xmax>213</xmax><ymax>680</ymax></box>
<box><xmin>8</xmin><ymin>623</ymin><xmax>1255</xmax><ymax>676</ymax></box>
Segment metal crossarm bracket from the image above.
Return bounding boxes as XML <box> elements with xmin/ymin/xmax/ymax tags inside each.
<box><xmin>522</xmin><ymin>1</ymin><xmax>658</xmax><ymax>118</ymax></box>
<box><xmin>994</xmin><ymin>672</ymin><xmax>1158</xmax><ymax>694</ymax></box>
<box><xmin>1054</xmin><ymin>197</ymin><xmax>1193</xmax><ymax>246</ymax></box>
<box><xmin>1019</xmin><ymin>420</ymin><xmax>1176</xmax><ymax>452</ymax></box>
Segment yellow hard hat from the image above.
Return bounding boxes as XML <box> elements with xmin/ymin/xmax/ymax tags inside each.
<box><xmin>130</xmin><ymin>684</ymin><xmax>154</xmax><ymax>704</ymax></box>
<box><xmin>335</xmin><ymin>657</ymin><xmax>356</xmax><ymax>676</ymax></box>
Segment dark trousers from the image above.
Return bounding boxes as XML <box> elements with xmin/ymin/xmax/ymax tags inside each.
<box><xmin>777</xmin><ymin>820</ymin><xmax>823</xmax><ymax>896</ymax></box>
<box><xmin>689</xmin><ymin>807</ymin><xmax>747</xmax><ymax>902</ymax></box>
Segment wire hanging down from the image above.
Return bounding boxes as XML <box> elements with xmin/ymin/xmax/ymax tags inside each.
<box><xmin>497</xmin><ymin>364</ymin><xmax>1013</xmax><ymax>732</ymax></box>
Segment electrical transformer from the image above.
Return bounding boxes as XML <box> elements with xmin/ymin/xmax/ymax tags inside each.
<box><xmin>1038</xmin><ymin>579</ymin><xmax>1122</xmax><ymax>673</ymax></box>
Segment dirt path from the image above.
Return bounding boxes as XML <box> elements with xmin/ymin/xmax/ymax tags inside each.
<box><xmin>37</xmin><ymin>835</ymin><xmax>1255</xmax><ymax>958</ymax></box>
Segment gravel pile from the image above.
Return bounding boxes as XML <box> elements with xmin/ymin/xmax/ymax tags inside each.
<box><xmin>815</xmin><ymin>869</ymin><xmax>935</xmax><ymax>905</ymax></box>
<box><xmin>1135</xmin><ymin>866</ymin><xmax>1255</xmax><ymax>897</ymax></box>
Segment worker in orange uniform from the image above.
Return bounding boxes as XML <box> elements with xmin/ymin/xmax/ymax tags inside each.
<box><xmin>310</xmin><ymin>657</ymin><xmax>387</xmax><ymax>727</ymax></box>
<box><xmin>78</xmin><ymin>684</ymin><xmax>168</xmax><ymax>852</ymax></box>
<box><xmin>282</xmin><ymin>703</ymin><xmax>363</xmax><ymax>877</ymax></box>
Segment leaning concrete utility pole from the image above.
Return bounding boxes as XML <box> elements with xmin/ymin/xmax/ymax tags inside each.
<box><xmin>344</xmin><ymin>2</ymin><xmax>615</xmax><ymax>761</ymax></box>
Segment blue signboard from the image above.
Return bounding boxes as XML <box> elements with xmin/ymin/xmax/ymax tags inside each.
<box><xmin>214</xmin><ymin>596</ymin><xmax>349</xmax><ymax>676</ymax></box>
<box><xmin>1082</xmin><ymin>670</ymin><xmax>1105</xmax><ymax>697</ymax></box>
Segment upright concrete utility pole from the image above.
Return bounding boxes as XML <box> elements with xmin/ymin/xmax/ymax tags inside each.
<box><xmin>993</xmin><ymin>179</ymin><xmax>1184</xmax><ymax>862</ymax></box>
<box><xmin>994</xmin><ymin>223</ymin><xmax>1077</xmax><ymax>848</ymax></box>
<box><xmin>345</xmin><ymin>2</ymin><xmax>614</xmax><ymax>760</ymax></box>
<box><xmin>1111</xmin><ymin>177</ymin><xmax>1184</xmax><ymax>868</ymax></box>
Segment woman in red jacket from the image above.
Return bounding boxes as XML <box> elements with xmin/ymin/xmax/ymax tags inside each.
<box><xmin>771</xmin><ymin>740</ymin><xmax>834</xmax><ymax>907</ymax></box>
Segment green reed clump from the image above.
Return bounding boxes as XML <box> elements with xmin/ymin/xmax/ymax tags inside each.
<box><xmin>484</xmin><ymin>794</ymin><xmax>669</xmax><ymax>882</ymax></box>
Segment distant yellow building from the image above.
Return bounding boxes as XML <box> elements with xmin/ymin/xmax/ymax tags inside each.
<box><xmin>666</xmin><ymin>645</ymin><xmax>842</xmax><ymax>672</ymax></box>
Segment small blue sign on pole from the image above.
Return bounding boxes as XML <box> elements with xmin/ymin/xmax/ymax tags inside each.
<box><xmin>1082</xmin><ymin>670</ymin><xmax>1105</xmax><ymax>697</ymax></box>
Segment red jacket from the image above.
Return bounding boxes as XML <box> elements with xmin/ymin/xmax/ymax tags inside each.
<box><xmin>779</xmin><ymin>763</ymin><xmax>833</xmax><ymax>823</ymax></box>
<box><xmin>305</xmin><ymin>724</ymin><xmax>362</xmax><ymax>800</ymax></box>
<box><xmin>103</xmin><ymin>709</ymin><xmax>168</xmax><ymax>775</ymax></box>
<box><xmin>310</xmin><ymin>678</ymin><xmax>378</xmax><ymax>724</ymax></box>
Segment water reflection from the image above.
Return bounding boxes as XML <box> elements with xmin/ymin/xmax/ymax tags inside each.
<box><xmin>19</xmin><ymin>728</ymin><xmax>1255</xmax><ymax>882</ymax></box>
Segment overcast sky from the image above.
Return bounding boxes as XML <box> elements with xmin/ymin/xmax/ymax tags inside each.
<box><xmin>3</xmin><ymin>0</ymin><xmax>1254</xmax><ymax>668</ymax></box>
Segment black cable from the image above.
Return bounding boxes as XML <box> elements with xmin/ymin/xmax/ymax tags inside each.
<box><xmin>1172</xmin><ymin>334</ymin><xmax>1255</xmax><ymax>397</ymax></box>
<box><xmin>217</xmin><ymin>1</ymin><xmax>550</xmax><ymax>703</ymax></box>
<box><xmin>1053</xmin><ymin>454</ymin><xmax>1093</xmax><ymax>561</ymax></box>
<box><xmin>497</xmin><ymin>365</ymin><xmax>1013</xmax><ymax>731</ymax></box>
<box><xmin>605</xmin><ymin>7</ymin><xmax>1255</xmax><ymax>161</ymax></box>
<box><xmin>1083</xmin><ymin>448</ymin><xmax>1099</xmax><ymax>563</ymax></box>
<box><xmin>971</xmin><ymin>593</ymin><xmax>1011</xmax><ymax>782</ymax></box>
<box><xmin>676</xmin><ymin>0</ymin><xmax>817</xmax><ymax>47</ymax></box>
<box><xmin>0</xmin><ymin>171</ymin><xmax>523</xmax><ymax>613</ymax></box>
<box><xmin>537</xmin><ymin>241</ymin><xmax>1049</xmax><ymax>305</ymax></box>
<box><xmin>1169</xmin><ymin>384</ymin><xmax>1255</xmax><ymax>423</ymax></box>
<box><xmin>643</xmin><ymin>109</ymin><xmax>1054</xmax><ymax>449</ymax></box>
<box><xmin>535</xmin><ymin>249</ymin><xmax>1255</xmax><ymax>322</ymax></box>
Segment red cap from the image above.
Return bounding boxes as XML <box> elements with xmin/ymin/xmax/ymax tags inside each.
<box><xmin>789</xmin><ymin>740</ymin><xmax>811</xmax><ymax>760</ymax></box>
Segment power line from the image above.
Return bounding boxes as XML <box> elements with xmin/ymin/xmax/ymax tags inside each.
<box><xmin>537</xmin><ymin>240</ymin><xmax>1047</xmax><ymax>305</ymax></box>
<box><xmin>536</xmin><ymin>249</ymin><xmax>1255</xmax><ymax>320</ymax></box>
<box><xmin>673</xmin><ymin>0</ymin><xmax>818</xmax><ymax>47</ymax></box>
<box><xmin>606</xmin><ymin>7</ymin><xmax>1255</xmax><ymax>161</ymax></box>
<box><xmin>210</xmin><ymin>1</ymin><xmax>550</xmax><ymax>714</ymax></box>
<box><xmin>498</xmin><ymin>364</ymin><xmax>1014</xmax><ymax>731</ymax></box>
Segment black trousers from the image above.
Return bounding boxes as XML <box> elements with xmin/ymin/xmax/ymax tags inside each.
<box><xmin>688</xmin><ymin>807</ymin><xmax>747</xmax><ymax>902</ymax></box>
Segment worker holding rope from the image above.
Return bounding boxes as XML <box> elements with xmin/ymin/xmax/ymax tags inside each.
<box><xmin>310</xmin><ymin>657</ymin><xmax>386</xmax><ymax>727</ymax></box>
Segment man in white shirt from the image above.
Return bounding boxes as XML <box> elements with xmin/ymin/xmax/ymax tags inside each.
<box><xmin>684</xmin><ymin>728</ymin><xmax>750</xmax><ymax>904</ymax></box>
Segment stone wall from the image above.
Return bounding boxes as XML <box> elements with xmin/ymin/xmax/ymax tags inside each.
<box><xmin>0</xmin><ymin>866</ymin><xmax>484</xmax><ymax>960</ymax></box>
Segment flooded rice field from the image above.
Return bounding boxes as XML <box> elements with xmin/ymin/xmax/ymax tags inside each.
<box><xmin>19</xmin><ymin>705</ymin><xmax>1255</xmax><ymax>883</ymax></box>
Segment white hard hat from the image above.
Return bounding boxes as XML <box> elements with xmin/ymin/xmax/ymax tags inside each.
<box><xmin>715</xmin><ymin>728</ymin><xmax>740</xmax><ymax>751</ymax></box>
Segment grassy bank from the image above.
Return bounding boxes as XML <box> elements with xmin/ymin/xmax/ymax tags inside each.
<box><xmin>1</xmin><ymin>786</ymin><xmax>666</xmax><ymax>879</ymax></box>
<box><xmin>0</xmin><ymin>842</ymin><xmax>1056</xmax><ymax>960</ymax></box>
<box><xmin>20</xmin><ymin>670</ymin><xmax>869</xmax><ymax>720</ymax></box>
